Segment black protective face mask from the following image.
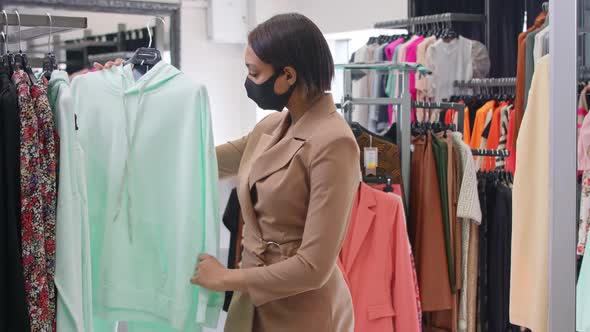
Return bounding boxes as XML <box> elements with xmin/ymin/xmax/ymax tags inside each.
<box><xmin>245</xmin><ymin>71</ymin><xmax>296</xmax><ymax>111</ymax></box>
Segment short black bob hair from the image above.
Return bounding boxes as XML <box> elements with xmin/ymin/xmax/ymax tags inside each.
<box><xmin>248</xmin><ymin>13</ymin><xmax>334</xmax><ymax>98</ymax></box>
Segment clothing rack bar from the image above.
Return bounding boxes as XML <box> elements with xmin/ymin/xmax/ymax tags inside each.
<box><xmin>453</xmin><ymin>78</ymin><xmax>517</xmax><ymax>88</ymax></box>
<box><xmin>0</xmin><ymin>13</ymin><xmax>87</xmax><ymax>44</ymax></box>
<box><xmin>374</xmin><ymin>13</ymin><xmax>485</xmax><ymax>29</ymax></box>
<box><xmin>335</xmin><ymin>62</ymin><xmax>431</xmax><ymax>74</ymax></box>
<box><xmin>413</xmin><ymin>101</ymin><xmax>465</xmax><ymax>133</ymax></box>
<box><xmin>471</xmin><ymin>149</ymin><xmax>510</xmax><ymax>157</ymax></box>
<box><xmin>87</xmin><ymin>52</ymin><xmax>134</xmax><ymax>64</ymax></box>
<box><xmin>345</xmin><ymin>97</ymin><xmax>405</xmax><ymax>105</ymax></box>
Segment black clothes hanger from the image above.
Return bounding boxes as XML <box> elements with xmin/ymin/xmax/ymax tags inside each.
<box><xmin>12</xmin><ymin>11</ymin><xmax>37</xmax><ymax>85</ymax></box>
<box><xmin>42</xmin><ymin>13</ymin><xmax>58</xmax><ymax>80</ymax></box>
<box><xmin>363</xmin><ymin>174</ymin><xmax>394</xmax><ymax>193</ymax></box>
<box><xmin>128</xmin><ymin>17</ymin><xmax>164</xmax><ymax>76</ymax></box>
<box><xmin>1</xmin><ymin>11</ymin><xmax>15</xmax><ymax>76</ymax></box>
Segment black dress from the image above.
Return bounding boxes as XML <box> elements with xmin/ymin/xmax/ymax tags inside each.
<box><xmin>0</xmin><ymin>67</ymin><xmax>30</xmax><ymax>331</ymax></box>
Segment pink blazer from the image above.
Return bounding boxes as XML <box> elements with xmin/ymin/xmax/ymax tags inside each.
<box><xmin>340</xmin><ymin>183</ymin><xmax>422</xmax><ymax>332</ymax></box>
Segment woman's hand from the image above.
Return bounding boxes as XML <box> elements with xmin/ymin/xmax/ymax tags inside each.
<box><xmin>93</xmin><ymin>58</ymin><xmax>124</xmax><ymax>70</ymax></box>
<box><xmin>190</xmin><ymin>254</ymin><xmax>230</xmax><ymax>292</ymax></box>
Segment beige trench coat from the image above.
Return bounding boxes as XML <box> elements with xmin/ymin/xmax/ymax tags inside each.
<box><xmin>216</xmin><ymin>94</ymin><xmax>360</xmax><ymax>332</ymax></box>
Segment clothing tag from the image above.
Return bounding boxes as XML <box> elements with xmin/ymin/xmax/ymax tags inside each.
<box><xmin>364</xmin><ymin>147</ymin><xmax>378</xmax><ymax>176</ymax></box>
<box><xmin>74</xmin><ymin>114</ymin><xmax>79</xmax><ymax>131</ymax></box>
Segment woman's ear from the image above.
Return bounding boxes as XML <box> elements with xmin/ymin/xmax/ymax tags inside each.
<box><xmin>283</xmin><ymin>66</ymin><xmax>297</xmax><ymax>86</ymax></box>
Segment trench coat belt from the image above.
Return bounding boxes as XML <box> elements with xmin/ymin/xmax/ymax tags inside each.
<box><xmin>249</xmin><ymin>235</ymin><xmax>302</xmax><ymax>266</ymax></box>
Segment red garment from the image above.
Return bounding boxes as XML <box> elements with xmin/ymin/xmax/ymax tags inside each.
<box><xmin>340</xmin><ymin>183</ymin><xmax>422</xmax><ymax>332</ymax></box>
<box><xmin>15</xmin><ymin>71</ymin><xmax>58</xmax><ymax>331</ymax></box>
<box><xmin>506</xmin><ymin>109</ymin><xmax>516</xmax><ymax>173</ymax></box>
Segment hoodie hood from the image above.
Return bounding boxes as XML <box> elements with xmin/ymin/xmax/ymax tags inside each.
<box><xmin>48</xmin><ymin>70</ymin><xmax>70</xmax><ymax>109</ymax></box>
<box><xmin>100</xmin><ymin>61</ymin><xmax>182</xmax><ymax>95</ymax></box>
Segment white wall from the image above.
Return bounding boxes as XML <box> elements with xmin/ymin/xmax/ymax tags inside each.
<box><xmin>251</xmin><ymin>0</ymin><xmax>407</xmax><ymax>34</ymax></box>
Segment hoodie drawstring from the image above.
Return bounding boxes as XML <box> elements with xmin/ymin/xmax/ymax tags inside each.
<box><xmin>112</xmin><ymin>72</ymin><xmax>150</xmax><ymax>243</ymax></box>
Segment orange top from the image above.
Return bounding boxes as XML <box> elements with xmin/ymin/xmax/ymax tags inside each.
<box><xmin>463</xmin><ymin>106</ymin><xmax>471</xmax><ymax>145</ymax></box>
<box><xmin>470</xmin><ymin>100</ymin><xmax>496</xmax><ymax>150</ymax></box>
<box><xmin>482</xmin><ymin>103</ymin><xmax>506</xmax><ymax>170</ymax></box>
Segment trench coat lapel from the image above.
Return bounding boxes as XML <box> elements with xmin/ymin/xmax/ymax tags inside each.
<box><xmin>248</xmin><ymin>94</ymin><xmax>337</xmax><ymax>190</ymax></box>
<box><xmin>344</xmin><ymin>184</ymin><xmax>377</xmax><ymax>272</ymax></box>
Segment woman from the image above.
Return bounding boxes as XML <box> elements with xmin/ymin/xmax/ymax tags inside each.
<box><xmin>98</xmin><ymin>13</ymin><xmax>360</xmax><ymax>332</ymax></box>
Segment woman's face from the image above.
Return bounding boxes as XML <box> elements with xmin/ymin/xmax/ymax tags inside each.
<box><xmin>244</xmin><ymin>45</ymin><xmax>293</xmax><ymax>95</ymax></box>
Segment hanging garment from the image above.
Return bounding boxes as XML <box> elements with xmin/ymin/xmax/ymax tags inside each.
<box><xmin>0</xmin><ymin>67</ymin><xmax>31</xmax><ymax>332</ymax></box>
<box><xmin>482</xmin><ymin>103</ymin><xmax>505</xmax><ymax>170</ymax></box>
<box><xmin>506</xmin><ymin>109</ymin><xmax>516</xmax><ymax>173</ymax></box>
<box><xmin>432</xmin><ymin>136</ymin><xmax>455</xmax><ymax>291</ymax></box>
<box><xmin>48</xmin><ymin>70</ymin><xmax>94</xmax><ymax>332</ymax></box>
<box><xmin>469</xmin><ymin>100</ymin><xmax>495</xmax><ymax>150</ymax></box>
<box><xmin>222</xmin><ymin>188</ymin><xmax>243</xmax><ymax>312</ymax></box>
<box><xmin>524</xmin><ymin>19</ymin><xmax>549</xmax><ymax>109</ymax></box>
<box><xmin>72</xmin><ymin>62</ymin><xmax>222</xmax><ymax>331</ymax></box>
<box><xmin>351</xmin><ymin>122</ymin><xmax>403</xmax><ymax>186</ymax></box>
<box><xmin>578</xmin><ymin>205</ymin><xmax>590</xmax><ymax>331</ymax></box>
<box><xmin>510</xmin><ymin>55</ymin><xmax>550</xmax><ymax>332</ymax></box>
<box><xmin>533</xmin><ymin>25</ymin><xmax>550</xmax><ymax>65</ymax></box>
<box><xmin>340</xmin><ymin>183</ymin><xmax>421</xmax><ymax>332</ymax></box>
<box><xmin>512</xmin><ymin>11</ymin><xmax>548</xmax><ymax>150</ymax></box>
<box><xmin>33</xmin><ymin>77</ymin><xmax>59</xmax><ymax>331</ymax></box>
<box><xmin>579</xmin><ymin>171</ymin><xmax>590</xmax><ymax>257</ymax></box>
<box><xmin>15</xmin><ymin>69</ymin><xmax>55</xmax><ymax>332</ymax></box>
<box><xmin>579</xmin><ymin>86</ymin><xmax>590</xmax><ymax>142</ymax></box>
<box><xmin>426</xmin><ymin>37</ymin><xmax>473</xmax><ymax>102</ymax></box>
<box><xmin>489</xmin><ymin>183</ymin><xmax>519</xmax><ymax>332</ymax></box>
<box><xmin>410</xmin><ymin>135</ymin><xmax>452</xmax><ymax>311</ymax></box>
<box><xmin>496</xmin><ymin>105</ymin><xmax>511</xmax><ymax>169</ymax></box>
<box><xmin>218</xmin><ymin>94</ymin><xmax>359</xmax><ymax>332</ymax></box>
<box><xmin>466</xmin><ymin>222</ymin><xmax>480</xmax><ymax>332</ymax></box>
<box><xmin>452</xmin><ymin>133</ymin><xmax>482</xmax><ymax>332</ymax></box>
<box><xmin>477</xmin><ymin>175</ymin><xmax>494</xmax><ymax>331</ymax></box>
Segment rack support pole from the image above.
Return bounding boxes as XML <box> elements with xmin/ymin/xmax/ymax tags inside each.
<box><xmin>400</xmin><ymin>71</ymin><xmax>412</xmax><ymax>207</ymax></box>
<box><xmin>547</xmin><ymin>0</ymin><xmax>577</xmax><ymax>330</ymax></box>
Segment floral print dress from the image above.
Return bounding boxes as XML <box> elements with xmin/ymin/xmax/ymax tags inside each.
<box><xmin>16</xmin><ymin>70</ymin><xmax>59</xmax><ymax>332</ymax></box>
<box><xmin>578</xmin><ymin>170</ymin><xmax>590</xmax><ymax>256</ymax></box>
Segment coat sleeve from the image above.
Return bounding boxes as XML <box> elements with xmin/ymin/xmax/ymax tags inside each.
<box><xmin>391</xmin><ymin>195</ymin><xmax>422</xmax><ymax>332</ymax></box>
<box><xmin>216</xmin><ymin>135</ymin><xmax>248</xmax><ymax>179</ymax></box>
<box><xmin>238</xmin><ymin>136</ymin><xmax>360</xmax><ymax>306</ymax></box>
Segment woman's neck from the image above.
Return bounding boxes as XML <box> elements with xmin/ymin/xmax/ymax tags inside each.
<box><xmin>287</xmin><ymin>92</ymin><xmax>323</xmax><ymax>124</ymax></box>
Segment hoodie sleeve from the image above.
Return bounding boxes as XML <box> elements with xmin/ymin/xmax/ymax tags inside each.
<box><xmin>195</xmin><ymin>86</ymin><xmax>224</xmax><ymax>327</ymax></box>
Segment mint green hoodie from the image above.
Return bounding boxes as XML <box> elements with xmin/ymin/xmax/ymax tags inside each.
<box><xmin>49</xmin><ymin>71</ymin><xmax>94</xmax><ymax>332</ymax></box>
<box><xmin>69</xmin><ymin>62</ymin><xmax>222</xmax><ymax>331</ymax></box>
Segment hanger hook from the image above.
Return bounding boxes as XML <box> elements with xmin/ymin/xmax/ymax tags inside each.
<box><xmin>146</xmin><ymin>16</ymin><xmax>166</xmax><ymax>49</ymax></box>
<box><xmin>14</xmin><ymin>10</ymin><xmax>22</xmax><ymax>52</ymax></box>
<box><xmin>46</xmin><ymin>12</ymin><xmax>53</xmax><ymax>54</ymax></box>
<box><xmin>2</xmin><ymin>10</ymin><xmax>8</xmax><ymax>51</ymax></box>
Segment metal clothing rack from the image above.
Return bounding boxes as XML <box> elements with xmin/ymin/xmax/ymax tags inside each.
<box><xmin>0</xmin><ymin>13</ymin><xmax>87</xmax><ymax>44</ymax></box>
<box><xmin>338</xmin><ymin>63</ymin><xmax>460</xmax><ymax>207</ymax></box>
<box><xmin>413</xmin><ymin>101</ymin><xmax>466</xmax><ymax>134</ymax></box>
<box><xmin>453</xmin><ymin>78</ymin><xmax>517</xmax><ymax>88</ymax></box>
<box><xmin>374</xmin><ymin>12</ymin><xmax>486</xmax><ymax>30</ymax></box>
<box><xmin>471</xmin><ymin>149</ymin><xmax>510</xmax><ymax>157</ymax></box>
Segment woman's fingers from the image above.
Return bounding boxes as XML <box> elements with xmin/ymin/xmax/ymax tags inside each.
<box><xmin>93</xmin><ymin>58</ymin><xmax>125</xmax><ymax>71</ymax></box>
